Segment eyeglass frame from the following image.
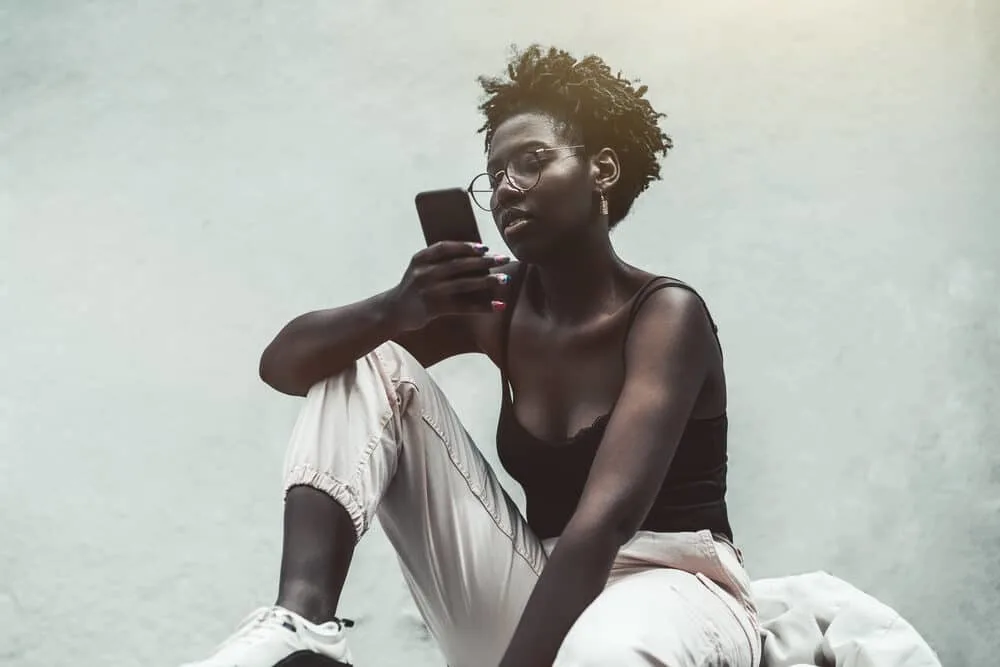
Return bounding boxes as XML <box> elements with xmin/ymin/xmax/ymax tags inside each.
<box><xmin>466</xmin><ymin>144</ymin><xmax>587</xmax><ymax>211</ymax></box>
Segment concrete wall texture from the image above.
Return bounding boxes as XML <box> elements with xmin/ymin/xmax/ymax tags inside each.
<box><xmin>2</xmin><ymin>1</ymin><xmax>998</xmax><ymax>665</ymax></box>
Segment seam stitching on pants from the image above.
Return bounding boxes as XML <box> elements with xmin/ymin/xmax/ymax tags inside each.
<box><xmin>376</xmin><ymin>343</ymin><xmax>544</xmax><ymax>575</ymax></box>
<box><xmin>702</xmin><ymin>532</ymin><xmax>759</xmax><ymax>621</ymax></box>
<box><xmin>697</xmin><ymin>538</ymin><xmax>759</xmax><ymax>665</ymax></box>
<box><xmin>418</xmin><ymin>409</ymin><xmax>544</xmax><ymax>575</ymax></box>
<box><xmin>696</xmin><ymin>572</ymin><xmax>756</xmax><ymax>665</ymax></box>
<box><xmin>665</xmin><ymin>577</ymin><xmax>728</xmax><ymax>663</ymax></box>
<box><xmin>345</xmin><ymin>400</ymin><xmax>396</xmax><ymax>535</ymax></box>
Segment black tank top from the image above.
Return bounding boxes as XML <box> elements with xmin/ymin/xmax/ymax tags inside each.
<box><xmin>495</xmin><ymin>264</ymin><xmax>734</xmax><ymax>541</ymax></box>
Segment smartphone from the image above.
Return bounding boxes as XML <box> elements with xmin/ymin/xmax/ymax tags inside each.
<box><xmin>414</xmin><ymin>188</ymin><xmax>492</xmax><ymax>305</ymax></box>
<box><xmin>415</xmin><ymin>188</ymin><xmax>483</xmax><ymax>246</ymax></box>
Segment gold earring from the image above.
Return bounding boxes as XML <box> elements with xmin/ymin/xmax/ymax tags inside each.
<box><xmin>599</xmin><ymin>191</ymin><xmax>609</xmax><ymax>216</ymax></box>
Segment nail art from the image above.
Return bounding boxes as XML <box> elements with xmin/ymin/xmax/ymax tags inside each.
<box><xmin>494</xmin><ymin>273</ymin><xmax>510</xmax><ymax>284</ymax></box>
<box><xmin>491</xmin><ymin>300</ymin><xmax>507</xmax><ymax>312</ymax></box>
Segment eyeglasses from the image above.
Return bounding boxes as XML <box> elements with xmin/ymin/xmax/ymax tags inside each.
<box><xmin>467</xmin><ymin>145</ymin><xmax>586</xmax><ymax>212</ymax></box>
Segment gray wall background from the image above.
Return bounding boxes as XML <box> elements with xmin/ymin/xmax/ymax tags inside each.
<box><xmin>2</xmin><ymin>1</ymin><xmax>997</xmax><ymax>665</ymax></box>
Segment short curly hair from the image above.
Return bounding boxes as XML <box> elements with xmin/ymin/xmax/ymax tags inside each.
<box><xmin>476</xmin><ymin>44</ymin><xmax>673</xmax><ymax>228</ymax></box>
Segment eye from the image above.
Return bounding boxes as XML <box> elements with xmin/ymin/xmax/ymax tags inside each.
<box><xmin>511</xmin><ymin>151</ymin><xmax>543</xmax><ymax>174</ymax></box>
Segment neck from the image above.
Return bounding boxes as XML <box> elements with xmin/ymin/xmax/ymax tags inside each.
<box><xmin>529</xmin><ymin>227</ymin><xmax>628</xmax><ymax>324</ymax></box>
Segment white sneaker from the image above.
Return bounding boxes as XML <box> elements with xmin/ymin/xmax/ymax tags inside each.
<box><xmin>180</xmin><ymin>605</ymin><xmax>355</xmax><ymax>666</ymax></box>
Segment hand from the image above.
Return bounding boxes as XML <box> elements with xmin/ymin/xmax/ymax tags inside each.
<box><xmin>388</xmin><ymin>241</ymin><xmax>512</xmax><ymax>332</ymax></box>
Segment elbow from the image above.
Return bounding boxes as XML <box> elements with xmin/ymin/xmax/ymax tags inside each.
<box><xmin>604</xmin><ymin>513</ymin><xmax>644</xmax><ymax>549</ymax></box>
<box><xmin>613</xmin><ymin>514</ymin><xmax>644</xmax><ymax>547</ymax></box>
<box><xmin>566</xmin><ymin>503</ymin><xmax>649</xmax><ymax>551</ymax></box>
<box><xmin>565</xmin><ymin>505</ymin><xmax>644</xmax><ymax>553</ymax></box>
<box><xmin>259</xmin><ymin>341</ymin><xmax>308</xmax><ymax>397</ymax></box>
<box><xmin>258</xmin><ymin>346</ymin><xmax>279</xmax><ymax>389</ymax></box>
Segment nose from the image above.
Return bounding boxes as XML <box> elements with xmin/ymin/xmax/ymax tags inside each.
<box><xmin>491</xmin><ymin>175</ymin><xmax>524</xmax><ymax>213</ymax></box>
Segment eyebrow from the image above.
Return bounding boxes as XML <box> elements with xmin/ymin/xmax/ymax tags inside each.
<box><xmin>486</xmin><ymin>140</ymin><xmax>550</xmax><ymax>172</ymax></box>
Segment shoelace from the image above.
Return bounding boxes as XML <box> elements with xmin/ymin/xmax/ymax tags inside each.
<box><xmin>212</xmin><ymin>607</ymin><xmax>288</xmax><ymax>653</ymax></box>
<box><xmin>212</xmin><ymin>607</ymin><xmax>356</xmax><ymax>654</ymax></box>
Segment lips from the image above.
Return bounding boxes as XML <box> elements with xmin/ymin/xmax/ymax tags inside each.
<box><xmin>499</xmin><ymin>208</ymin><xmax>531</xmax><ymax>231</ymax></box>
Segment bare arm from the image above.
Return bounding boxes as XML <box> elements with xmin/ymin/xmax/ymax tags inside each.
<box><xmin>258</xmin><ymin>290</ymin><xmax>478</xmax><ymax>397</ymax></box>
<box><xmin>259</xmin><ymin>241</ymin><xmax>508</xmax><ymax>397</ymax></box>
<box><xmin>497</xmin><ymin>287</ymin><xmax>716</xmax><ymax>667</ymax></box>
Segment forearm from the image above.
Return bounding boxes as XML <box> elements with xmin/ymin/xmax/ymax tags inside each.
<box><xmin>259</xmin><ymin>287</ymin><xmax>401</xmax><ymax>396</ymax></box>
<box><xmin>498</xmin><ymin>527</ymin><xmax>620</xmax><ymax>667</ymax></box>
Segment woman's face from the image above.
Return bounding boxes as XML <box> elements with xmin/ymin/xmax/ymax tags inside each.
<box><xmin>485</xmin><ymin>111</ymin><xmax>598</xmax><ymax>260</ymax></box>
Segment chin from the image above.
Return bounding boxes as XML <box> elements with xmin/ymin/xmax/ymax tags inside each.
<box><xmin>504</xmin><ymin>237</ymin><xmax>559</xmax><ymax>265</ymax></box>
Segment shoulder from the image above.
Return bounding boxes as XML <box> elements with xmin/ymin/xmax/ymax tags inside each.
<box><xmin>624</xmin><ymin>279</ymin><xmax>716</xmax><ymax>361</ymax></box>
<box><xmin>630</xmin><ymin>283</ymin><xmax>708</xmax><ymax>331</ymax></box>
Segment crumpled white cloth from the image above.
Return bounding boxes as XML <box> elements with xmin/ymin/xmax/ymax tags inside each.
<box><xmin>751</xmin><ymin>571</ymin><xmax>941</xmax><ymax>667</ymax></box>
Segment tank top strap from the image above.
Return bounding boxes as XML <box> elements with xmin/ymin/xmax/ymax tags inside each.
<box><xmin>621</xmin><ymin>276</ymin><xmax>722</xmax><ymax>368</ymax></box>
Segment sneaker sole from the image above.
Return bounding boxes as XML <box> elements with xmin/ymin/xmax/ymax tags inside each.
<box><xmin>275</xmin><ymin>652</ymin><xmax>352</xmax><ymax>667</ymax></box>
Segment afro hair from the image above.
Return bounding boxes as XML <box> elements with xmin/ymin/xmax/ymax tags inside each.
<box><xmin>476</xmin><ymin>44</ymin><xmax>673</xmax><ymax>227</ymax></box>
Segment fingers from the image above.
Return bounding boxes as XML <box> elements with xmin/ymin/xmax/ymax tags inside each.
<box><xmin>418</xmin><ymin>240</ymin><xmax>489</xmax><ymax>263</ymax></box>
<box><xmin>434</xmin><ymin>254</ymin><xmax>510</xmax><ymax>280</ymax></box>
<box><xmin>426</xmin><ymin>274</ymin><xmax>512</xmax><ymax>315</ymax></box>
<box><xmin>408</xmin><ymin>241</ymin><xmax>514</xmax><ymax>320</ymax></box>
<box><xmin>436</xmin><ymin>272</ymin><xmax>510</xmax><ymax>297</ymax></box>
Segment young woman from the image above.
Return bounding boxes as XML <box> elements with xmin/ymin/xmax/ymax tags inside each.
<box><xmin>182</xmin><ymin>45</ymin><xmax>760</xmax><ymax>667</ymax></box>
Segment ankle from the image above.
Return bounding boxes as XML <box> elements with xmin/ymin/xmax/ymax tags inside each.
<box><xmin>276</xmin><ymin>580</ymin><xmax>340</xmax><ymax>625</ymax></box>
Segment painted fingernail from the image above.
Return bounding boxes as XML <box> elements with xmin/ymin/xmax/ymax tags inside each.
<box><xmin>491</xmin><ymin>300</ymin><xmax>506</xmax><ymax>312</ymax></box>
<box><xmin>468</xmin><ymin>242</ymin><xmax>489</xmax><ymax>253</ymax></box>
<box><xmin>494</xmin><ymin>273</ymin><xmax>510</xmax><ymax>284</ymax></box>
<box><xmin>493</xmin><ymin>254</ymin><xmax>511</xmax><ymax>264</ymax></box>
